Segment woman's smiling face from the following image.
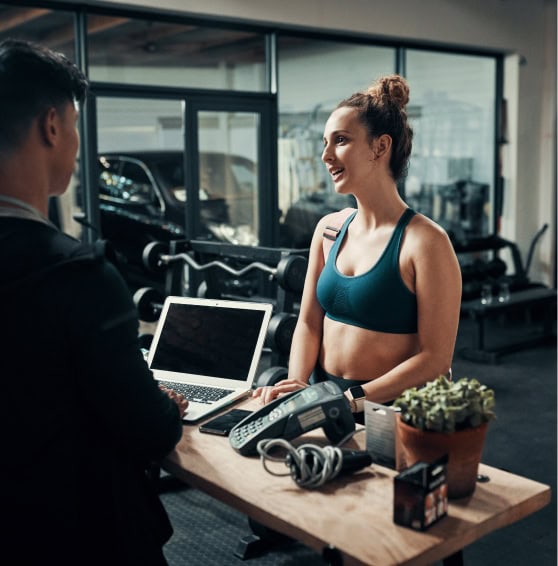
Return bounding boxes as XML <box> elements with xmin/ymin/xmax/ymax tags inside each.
<box><xmin>321</xmin><ymin>106</ymin><xmax>377</xmax><ymax>194</ymax></box>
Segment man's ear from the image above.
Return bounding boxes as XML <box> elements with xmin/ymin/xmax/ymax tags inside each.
<box><xmin>39</xmin><ymin>107</ymin><xmax>59</xmax><ymax>147</ymax></box>
<box><xmin>372</xmin><ymin>134</ymin><xmax>392</xmax><ymax>159</ymax></box>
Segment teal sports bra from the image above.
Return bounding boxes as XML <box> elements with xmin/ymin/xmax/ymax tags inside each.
<box><xmin>316</xmin><ymin>208</ymin><xmax>418</xmax><ymax>334</ymax></box>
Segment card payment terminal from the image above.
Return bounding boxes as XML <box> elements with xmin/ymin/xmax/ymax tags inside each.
<box><xmin>229</xmin><ymin>381</ymin><xmax>355</xmax><ymax>456</ymax></box>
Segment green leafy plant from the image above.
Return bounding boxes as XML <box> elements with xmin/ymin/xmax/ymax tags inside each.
<box><xmin>393</xmin><ymin>375</ymin><xmax>496</xmax><ymax>433</ymax></box>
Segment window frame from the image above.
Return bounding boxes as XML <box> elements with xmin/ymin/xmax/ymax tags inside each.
<box><xmin>0</xmin><ymin>1</ymin><xmax>502</xmax><ymax>247</ymax></box>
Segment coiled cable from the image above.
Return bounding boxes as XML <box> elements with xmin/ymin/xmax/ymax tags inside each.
<box><xmin>256</xmin><ymin>429</ymin><xmax>366</xmax><ymax>489</ymax></box>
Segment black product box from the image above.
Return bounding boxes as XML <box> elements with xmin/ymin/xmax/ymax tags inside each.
<box><xmin>393</xmin><ymin>455</ymin><xmax>448</xmax><ymax>531</ymax></box>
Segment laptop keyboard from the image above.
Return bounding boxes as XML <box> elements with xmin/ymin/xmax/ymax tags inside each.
<box><xmin>160</xmin><ymin>381</ymin><xmax>234</xmax><ymax>405</ymax></box>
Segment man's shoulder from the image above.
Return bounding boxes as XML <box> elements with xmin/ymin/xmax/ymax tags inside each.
<box><xmin>8</xmin><ymin>219</ymin><xmax>89</xmax><ymax>261</ymax></box>
<box><xmin>39</xmin><ymin>226</ymin><xmax>117</xmax><ymax>268</ymax></box>
<box><xmin>1</xmin><ymin>220</ymin><xmax>120</xmax><ymax>288</ymax></box>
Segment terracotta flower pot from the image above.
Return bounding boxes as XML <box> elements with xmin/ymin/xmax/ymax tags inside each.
<box><xmin>396</xmin><ymin>416</ymin><xmax>488</xmax><ymax>499</ymax></box>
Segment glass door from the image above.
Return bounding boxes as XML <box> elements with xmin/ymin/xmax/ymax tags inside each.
<box><xmin>193</xmin><ymin>110</ymin><xmax>261</xmax><ymax>247</ymax></box>
<box><xmin>83</xmin><ymin>87</ymin><xmax>276</xmax><ymax>295</ymax></box>
<box><xmin>183</xmin><ymin>95</ymin><xmax>277</xmax><ymax>247</ymax></box>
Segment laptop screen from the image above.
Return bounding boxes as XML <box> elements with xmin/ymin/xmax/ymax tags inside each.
<box><xmin>150</xmin><ymin>301</ymin><xmax>269</xmax><ymax>381</ymax></box>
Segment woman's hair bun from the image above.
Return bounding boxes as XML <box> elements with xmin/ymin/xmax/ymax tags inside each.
<box><xmin>366</xmin><ymin>74</ymin><xmax>410</xmax><ymax>110</ymax></box>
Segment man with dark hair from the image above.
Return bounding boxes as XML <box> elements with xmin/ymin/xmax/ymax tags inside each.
<box><xmin>0</xmin><ymin>39</ymin><xmax>187</xmax><ymax>565</ymax></box>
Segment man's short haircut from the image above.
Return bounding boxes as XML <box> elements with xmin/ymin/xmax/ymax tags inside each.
<box><xmin>0</xmin><ymin>39</ymin><xmax>89</xmax><ymax>154</ymax></box>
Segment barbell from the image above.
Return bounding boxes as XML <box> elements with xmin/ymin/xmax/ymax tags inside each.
<box><xmin>142</xmin><ymin>241</ymin><xmax>307</xmax><ymax>294</ymax></box>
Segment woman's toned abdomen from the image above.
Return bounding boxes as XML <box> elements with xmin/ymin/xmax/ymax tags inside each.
<box><xmin>319</xmin><ymin>317</ymin><xmax>418</xmax><ymax>381</ymax></box>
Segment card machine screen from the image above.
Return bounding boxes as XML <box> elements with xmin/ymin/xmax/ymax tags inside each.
<box><xmin>279</xmin><ymin>386</ymin><xmax>320</xmax><ymax>414</ymax></box>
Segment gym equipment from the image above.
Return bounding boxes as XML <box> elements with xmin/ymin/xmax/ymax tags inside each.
<box><xmin>133</xmin><ymin>287</ymin><xmax>165</xmax><ymax>322</ymax></box>
<box><xmin>460</xmin><ymin>287</ymin><xmax>557</xmax><ymax>363</ymax></box>
<box><xmin>255</xmin><ymin>366</ymin><xmax>288</xmax><ymax>389</ymax></box>
<box><xmin>486</xmin><ymin>257</ymin><xmax>507</xmax><ymax>279</ymax></box>
<box><xmin>142</xmin><ymin>240</ymin><xmax>307</xmax><ymax>295</ymax></box>
<box><xmin>457</xmin><ymin>224</ymin><xmax>549</xmax><ymax>301</ymax></box>
<box><xmin>458</xmin><ymin>223</ymin><xmax>555</xmax><ymax>363</ymax></box>
<box><xmin>141</xmin><ymin>239</ymin><xmax>309</xmax><ymax>366</ymax></box>
<box><xmin>142</xmin><ymin>242</ymin><xmax>170</xmax><ymax>273</ymax></box>
<box><xmin>266</xmin><ymin>312</ymin><xmax>297</xmax><ymax>359</ymax></box>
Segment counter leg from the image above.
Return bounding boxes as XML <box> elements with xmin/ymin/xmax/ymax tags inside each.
<box><xmin>443</xmin><ymin>549</ymin><xmax>464</xmax><ymax>566</ymax></box>
<box><xmin>234</xmin><ymin>517</ymin><xmax>293</xmax><ymax>560</ymax></box>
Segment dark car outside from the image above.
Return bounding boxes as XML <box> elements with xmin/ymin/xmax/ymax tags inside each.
<box><xmin>96</xmin><ymin>151</ymin><xmax>259</xmax><ymax>293</ymax></box>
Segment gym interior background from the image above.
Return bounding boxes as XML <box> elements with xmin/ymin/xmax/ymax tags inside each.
<box><xmin>1</xmin><ymin>0</ymin><xmax>554</xmax><ymax>293</ymax></box>
<box><xmin>1</xmin><ymin>0</ymin><xmax>556</xmax><ymax>564</ymax></box>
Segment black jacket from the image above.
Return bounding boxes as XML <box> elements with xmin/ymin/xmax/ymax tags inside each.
<box><xmin>0</xmin><ymin>217</ymin><xmax>183</xmax><ymax>565</ymax></box>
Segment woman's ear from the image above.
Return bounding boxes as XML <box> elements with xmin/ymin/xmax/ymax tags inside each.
<box><xmin>372</xmin><ymin>134</ymin><xmax>392</xmax><ymax>159</ymax></box>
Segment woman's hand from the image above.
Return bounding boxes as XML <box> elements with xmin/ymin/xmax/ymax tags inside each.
<box><xmin>252</xmin><ymin>378</ymin><xmax>309</xmax><ymax>405</ymax></box>
<box><xmin>159</xmin><ymin>385</ymin><xmax>189</xmax><ymax>419</ymax></box>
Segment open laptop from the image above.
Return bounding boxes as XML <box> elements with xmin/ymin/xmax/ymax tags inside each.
<box><xmin>147</xmin><ymin>296</ymin><xmax>273</xmax><ymax>422</ymax></box>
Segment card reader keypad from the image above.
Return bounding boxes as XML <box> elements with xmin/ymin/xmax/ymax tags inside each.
<box><xmin>231</xmin><ymin>416</ymin><xmax>265</xmax><ymax>446</ymax></box>
<box><xmin>230</xmin><ymin>406</ymin><xmax>287</xmax><ymax>448</ymax></box>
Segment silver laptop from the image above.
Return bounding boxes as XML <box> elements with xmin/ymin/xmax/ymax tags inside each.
<box><xmin>147</xmin><ymin>296</ymin><xmax>273</xmax><ymax>422</ymax></box>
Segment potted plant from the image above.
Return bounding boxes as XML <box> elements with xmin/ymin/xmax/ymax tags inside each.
<box><xmin>393</xmin><ymin>375</ymin><xmax>496</xmax><ymax>499</ymax></box>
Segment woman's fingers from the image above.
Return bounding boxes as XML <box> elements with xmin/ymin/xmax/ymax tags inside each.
<box><xmin>253</xmin><ymin>379</ymin><xmax>308</xmax><ymax>405</ymax></box>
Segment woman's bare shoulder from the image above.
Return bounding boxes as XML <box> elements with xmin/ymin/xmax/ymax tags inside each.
<box><xmin>408</xmin><ymin>212</ymin><xmax>453</xmax><ymax>247</ymax></box>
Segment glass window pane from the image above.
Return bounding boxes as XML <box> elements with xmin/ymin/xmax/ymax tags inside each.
<box><xmin>88</xmin><ymin>15</ymin><xmax>266</xmax><ymax>91</ymax></box>
<box><xmin>96</xmin><ymin>97</ymin><xmax>185</xmax><ymax>291</ymax></box>
<box><xmin>198</xmin><ymin>110</ymin><xmax>259</xmax><ymax>246</ymax></box>
<box><xmin>405</xmin><ymin>50</ymin><xmax>497</xmax><ymax>241</ymax></box>
<box><xmin>277</xmin><ymin>37</ymin><xmax>395</xmax><ymax>247</ymax></box>
<box><xmin>97</xmin><ymin>98</ymin><xmax>184</xmax><ymax>152</ymax></box>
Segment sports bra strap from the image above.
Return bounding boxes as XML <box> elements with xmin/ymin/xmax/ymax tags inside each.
<box><xmin>322</xmin><ymin>207</ymin><xmax>357</xmax><ymax>261</ymax></box>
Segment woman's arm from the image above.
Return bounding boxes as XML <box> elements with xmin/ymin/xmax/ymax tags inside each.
<box><xmin>358</xmin><ymin>217</ymin><xmax>462</xmax><ymax>404</ymax></box>
<box><xmin>286</xmin><ymin>216</ymin><xmax>329</xmax><ymax>381</ymax></box>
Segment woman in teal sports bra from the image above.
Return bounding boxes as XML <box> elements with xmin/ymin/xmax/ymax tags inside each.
<box><xmin>254</xmin><ymin>74</ymin><xmax>462</xmax><ymax>416</ymax></box>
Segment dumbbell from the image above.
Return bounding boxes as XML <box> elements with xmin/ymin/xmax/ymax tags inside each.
<box><xmin>133</xmin><ymin>287</ymin><xmax>165</xmax><ymax>322</ymax></box>
<box><xmin>266</xmin><ymin>312</ymin><xmax>297</xmax><ymax>357</ymax></box>
<box><xmin>254</xmin><ymin>366</ymin><xmax>289</xmax><ymax>389</ymax></box>
<box><xmin>486</xmin><ymin>257</ymin><xmax>507</xmax><ymax>279</ymax></box>
<box><xmin>275</xmin><ymin>255</ymin><xmax>307</xmax><ymax>294</ymax></box>
<box><xmin>143</xmin><ymin>242</ymin><xmax>171</xmax><ymax>273</ymax></box>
